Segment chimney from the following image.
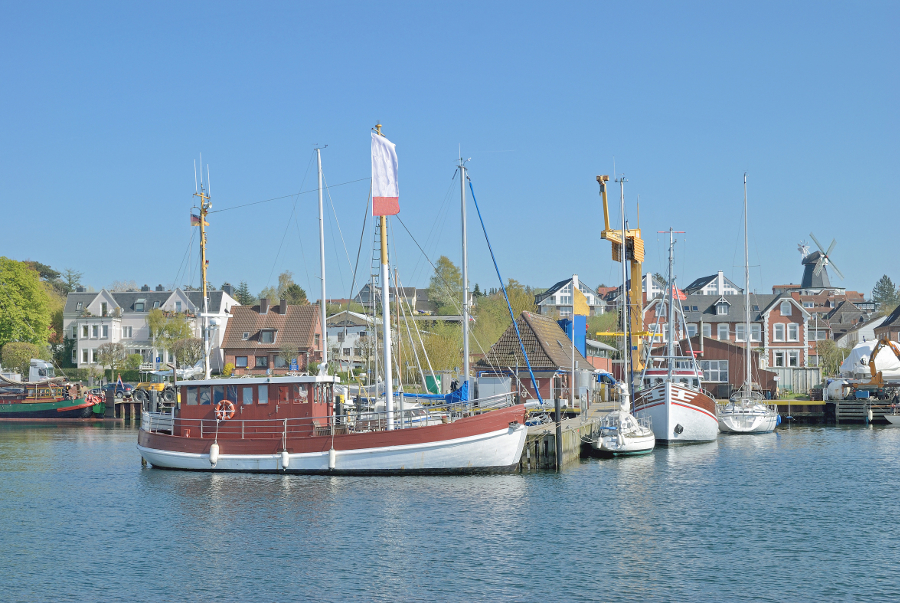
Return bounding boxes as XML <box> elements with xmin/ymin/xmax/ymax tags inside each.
<box><xmin>260</xmin><ymin>298</ymin><xmax>269</xmax><ymax>314</ymax></box>
<box><xmin>76</xmin><ymin>286</ymin><xmax>86</xmax><ymax>293</ymax></box>
<box><xmin>141</xmin><ymin>285</ymin><xmax>150</xmax><ymax>292</ymax></box>
<box><xmin>279</xmin><ymin>299</ymin><xmax>288</xmax><ymax>314</ymax></box>
<box><xmin>156</xmin><ymin>284</ymin><xmax>165</xmax><ymax>291</ymax></box>
<box><xmin>221</xmin><ymin>282</ymin><xmax>234</xmax><ymax>296</ymax></box>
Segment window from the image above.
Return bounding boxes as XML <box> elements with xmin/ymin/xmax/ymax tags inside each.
<box><xmin>255</xmin><ymin>356</ymin><xmax>269</xmax><ymax>368</ymax></box>
<box><xmin>185</xmin><ymin>386</ymin><xmax>198</xmax><ymax>405</ymax></box>
<box><xmin>199</xmin><ymin>388</ymin><xmax>211</xmax><ymax>405</ymax></box>
<box><xmin>774</xmin><ymin>351</ymin><xmax>785</xmax><ymax>367</ymax></box>
<box><xmin>700</xmin><ymin>360</ymin><xmax>728</xmax><ymax>382</ymax></box>
<box><xmin>774</xmin><ymin>324</ymin><xmax>785</xmax><ymax>342</ymax></box>
<box><xmin>559</xmin><ymin>307</ymin><xmax>572</xmax><ymax>318</ymax></box>
<box><xmin>343</xmin><ymin>348</ymin><xmax>351</xmax><ymax>355</ymax></box>
<box><xmin>242</xmin><ymin>332</ymin><xmax>250</xmax><ymax>340</ymax></box>
<box><xmin>717</xmin><ymin>324</ymin><xmax>729</xmax><ymax>340</ymax></box>
<box><xmin>235</xmin><ymin>356</ymin><xmax>248</xmax><ymax>368</ymax></box>
<box><xmin>735</xmin><ymin>324</ymin><xmax>746</xmax><ymax>342</ymax></box>
<box><xmin>175</xmin><ymin>301</ymin><xmax>182</xmax><ymax>313</ymax></box>
<box><xmin>153</xmin><ymin>301</ymin><xmax>160</xmax><ymax>309</ymax></box>
<box><xmin>72</xmin><ymin>348</ymin><xmax>77</xmax><ymax>363</ymax></box>
<box><xmin>788</xmin><ymin>351</ymin><xmax>800</xmax><ymax>367</ymax></box>
<box><xmin>72</xmin><ymin>325</ymin><xmax>78</xmax><ymax>338</ymax></box>
<box><xmin>702</xmin><ymin>323</ymin><xmax>711</xmax><ymax>338</ymax></box>
<box><xmin>787</xmin><ymin>324</ymin><xmax>799</xmax><ymax>342</ymax></box>
<box><xmin>260</xmin><ymin>330</ymin><xmax>276</xmax><ymax>344</ymax></box>
<box><xmin>101</xmin><ymin>302</ymin><xmax>108</xmax><ymax>316</ymax></box>
<box><xmin>258</xmin><ymin>385</ymin><xmax>268</xmax><ymax>405</ymax></box>
<box><xmin>293</xmin><ymin>384</ymin><xmax>308</xmax><ymax>404</ymax></box>
<box><xmin>122</xmin><ymin>326</ymin><xmax>133</xmax><ymax>338</ymax></box>
<box><xmin>212</xmin><ymin>386</ymin><xmax>225</xmax><ymax>407</ymax></box>
<box><xmin>274</xmin><ymin>355</ymin><xmax>288</xmax><ymax>368</ymax></box>
<box><xmin>82</xmin><ymin>349</ymin><xmax>89</xmax><ymax>363</ymax></box>
<box><xmin>687</xmin><ymin>324</ymin><xmax>698</xmax><ymax>337</ymax></box>
<box><xmin>716</xmin><ymin>303</ymin><xmax>729</xmax><ymax>315</ymax></box>
<box><xmin>135</xmin><ymin>302</ymin><xmax>145</xmax><ymax>312</ymax></box>
<box><xmin>101</xmin><ymin>325</ymin><xmax>108</xmax><ymax>339</ymax></box>
<box><xmin>76</xmin><ymin>302</ymin><xmax>83</xmax><ymax>311</ymax></box>
<box><xmin>751</xmin><ymin>324</ymin><xmax>762</xmax><ymax>342</ymax></box>
<box><xmin>780</xmin><ymin>301</ymin><xmax>792</xmax><ymax>316</ymax></box>
<box><xmin>92</xmin><ymin>325</ymin><xmax>99</xmax><ymax>338</ymax></box>
<box><xmin>315</xmin><ymin>334</ymin><xmax>320</xmax><ymax>347</ymax></box>
<box><xmin>803</xmin><ymin>301</ymin><xmax>814</xmax><ymax>308</ymax></box>
<box><xmin>242</xmin><ymin>386</ymin><xmax>254</xmax><ymax>405</ymax></box>
<box><xmin>337</xmin><ymin>331</ymin><xmax>345</xmax><ymax>342</ymax></box>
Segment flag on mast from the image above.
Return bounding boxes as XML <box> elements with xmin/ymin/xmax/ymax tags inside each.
<box><xmin>371</xmin><ymin>132</ymin><xmax>399</xmax><ymax>216</ymax></box>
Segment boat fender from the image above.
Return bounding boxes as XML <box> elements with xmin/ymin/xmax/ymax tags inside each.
<box><xmin>328</xmin><ymin>447</ymin><xmax>336</xmax><ymax>470</ymax></box>
<box><xmin>674</xmin><ymin>424</ymin><xmax>684</xmax><ymax>435</ymax></box>
<box><xmin>209</xmin><ymin>442</ymin><xmax>220</xmax><ymax>467</ymax></box>
<box><xmin>617</xmin><ymin>432</ymin><xmax>625</xmax><ymax>447</ymax></box>
<box><xmin>867</xmin><ymin>408</ymin><xmax>873</xmax><ymax>423</ymax></box>
<box><xmin>776</xmin><ymin>415</ymin><xmax>782</xmax><ymax>426</ymax></box>
<box><xmin>281</xmin><ymin>450</ymin><xmax>290</xmax><ymax>469</ymax></box>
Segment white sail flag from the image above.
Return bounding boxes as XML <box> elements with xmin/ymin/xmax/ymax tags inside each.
<box><xmin>371</xmin><ymin>132</ymin><xmax>399</xmax><ymax>216</ymax></box>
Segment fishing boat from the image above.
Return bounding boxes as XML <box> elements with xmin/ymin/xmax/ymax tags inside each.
<box><xmin>717</xmin><ymin>174</ymin><xmax>779</xmax><ymax>434</ymax></box>
<box><xmin>137</xmin><ymin>127</ymin><xmax>528</xmax><ymax>474</ymax></box>
<box><xmin>591</xmin><ymin>175</ymin><xmax>654</xmax><ymax>456</ymax></box>
<box><xmin>634</xmin><ymin>229</ymin><xmax>718</xmax><ymax>444</ymax></box>
<box><xmin>1</xmin><ymin>361</ymin><xmax>103</xmax><ymax>419</ymax></box>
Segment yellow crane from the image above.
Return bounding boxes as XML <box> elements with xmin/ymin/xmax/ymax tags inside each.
<box><xmin>596</xmin><ymin>175</ymin><xmax>646</xmax><ymax>371</ymax></box>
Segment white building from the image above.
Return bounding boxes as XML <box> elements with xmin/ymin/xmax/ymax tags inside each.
<box><xmin>535</xmin><ymin>274</ymin><xmax>604</xmax><ymax>318</ymax></box>
<box><xmin>63</xmin><ymin>285</ymin><xmax>239</xmax><ymax>372</ymax></box>
<box><xmin>682</xmin><ymin>270</ymin><xmax>743</xmax><ymax>296</ymax></box>
<box><xmin>326</xmin><ymin>311</ymin><xmax>383</xmax><ymax>370</ymax></box>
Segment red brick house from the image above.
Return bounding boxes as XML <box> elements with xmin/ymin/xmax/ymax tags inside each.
<box><xmin>874</xmin><ymin>304</ymin><xmax>900</xmax><ymax>342</ymax></box>
<box><xmin>222</xmin><ymin>298</ymin><xmax>323</xmax><ymax>376</ymax></box>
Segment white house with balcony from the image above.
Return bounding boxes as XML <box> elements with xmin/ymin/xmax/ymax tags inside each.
<box><xmin>535</xmin><ymin>274</ymin><xmax>604</xmax><ymax>318</ymax></box>
<box><xmin>63</xmin><ymin>285</ymin><xmax>239</xmax><ymax>372</ymax></box>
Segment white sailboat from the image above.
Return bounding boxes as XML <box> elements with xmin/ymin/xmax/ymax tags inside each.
<box><xmin>717</xmin><ymin>174</ymin><xmax>780</xmax><ymax>434</ymax></box>
<box><xmin>634</xmin><ymin>228</ymin><xmax>718</xmax><ymax>444</ymax></box>
<box><xmin>592</xmin><ymin>175</ymin><xmax>654</xmax><ymax>456</ymax></box>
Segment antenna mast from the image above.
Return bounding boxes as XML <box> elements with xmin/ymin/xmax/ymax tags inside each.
<box><xmin>194</xmin><ymin>161</ymin><xmax>212</xmax><ymax>380</ymax></box>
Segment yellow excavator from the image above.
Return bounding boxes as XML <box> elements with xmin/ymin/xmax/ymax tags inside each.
<box><xmin>866</xmin><ymin>338</ymin><xmax>900</xmax><ymax>386</ymax></box>
<box><xmin>596</xmin><ymin>175</ymin><xmax>646</xmax><ymax>372</ymax></box>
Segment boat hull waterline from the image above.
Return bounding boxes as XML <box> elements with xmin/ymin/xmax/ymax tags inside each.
<box><xmin>634</xmin><ymin>382</ymin><xmax>718</xmax><ymax>444</ymax></box>
<box><xmin>138</xmin><ymin>405</ymin><xmax>528</xmax><ymax>475</ymax></box>
<box><xmin>0</xmin><ymin>398</ymin><xmax>98</xmax><ymax>420</ymax></box>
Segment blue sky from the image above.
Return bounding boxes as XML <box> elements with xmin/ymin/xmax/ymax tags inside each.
<box><xmin>2</xmin><ymin>1</ymin><xmax>897</xmax><ymax>301</ymax></box>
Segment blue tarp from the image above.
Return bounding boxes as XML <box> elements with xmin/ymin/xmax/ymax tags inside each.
<box><xmin>397</xmin><ymin>380</ymin><xmax>469</xmax><ymax>405</ymax></box>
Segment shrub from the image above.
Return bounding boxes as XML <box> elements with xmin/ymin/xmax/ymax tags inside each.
<box><xmin>223</xmin><ymin>362</ymin><xmax>235</xmax><ymax>378</ymax></box>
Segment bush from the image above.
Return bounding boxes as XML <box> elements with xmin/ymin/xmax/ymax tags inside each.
<box><xmin>223</xmin><ymin>362</ymin><xmax>235</xmax><ymax>377</ymax></box>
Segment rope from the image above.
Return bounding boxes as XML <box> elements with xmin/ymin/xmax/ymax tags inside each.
<box><xmin>467</xmin><ymin>179</ymin><xmax>544</xmax><ymax>406</ymax></box>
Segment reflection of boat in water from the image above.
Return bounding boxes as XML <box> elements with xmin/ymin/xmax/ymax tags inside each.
<box><xmin>634</xmin><ymin>229</ymin><xmax>718</xmax><ymax>445</ymax></box>
<box><xmin>717</xmin><ymin>174</ymin><xmax>779</xmax><ymax>434</ymax></box>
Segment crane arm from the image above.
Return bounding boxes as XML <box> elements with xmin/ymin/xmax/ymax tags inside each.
<box><xmin>868</xmin><ymin>338</ymin><xmax>900</xmax><ymax>379</ymax></box>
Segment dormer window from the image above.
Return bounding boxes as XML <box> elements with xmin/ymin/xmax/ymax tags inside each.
<box><xmin>260</xmin><ymin>329</ymin><xmax>276</xmax><ymax>344</ymax></box>
<box><xmin>135</xmin><ymin>300</ymin><xmax>145</xmax><ymax>312</ymax></box>
<box><xmin>76</xmin><ymin>302</ymin><xmax>83</xmax><ymax>311</ymax></box>
<box><xmin>242</xmin><ymin>332</ymin><xmax>250</xmax><ymax>340</ymax></box>
<box><xmin>716</xmin><ymin>302</ymin><xmax>729</xmax><ymax>315</ymax></box>
<box><xmin>780</xmin><ymin>301</ymin><xmax>792</xmax><ymax>316</ymax></box>
<box><xmin>153</xmin><ymin>301</ymin><xmax>160</xmax><ymax>309</ymax></box>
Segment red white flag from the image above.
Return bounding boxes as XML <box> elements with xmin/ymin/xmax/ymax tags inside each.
<box><xmin>371</xmin><ymin>132</ymin><xmax>399</xmax><ymax>216</ymax></box>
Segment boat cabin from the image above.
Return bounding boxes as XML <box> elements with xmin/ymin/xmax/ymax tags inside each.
<box><xmin>640</xmin><ymin>357</ymin><xmax>703</xmax><ymax>390</ymax></box>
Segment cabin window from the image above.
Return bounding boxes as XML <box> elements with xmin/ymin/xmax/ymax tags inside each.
<box><xmin>293</xmin><ymin>384</ymin><xmax>308</xmax><ymax>404</ymax></box>
<box><xmin>212</xmin><ymin>386</ymin><xmax>226</xmax><ymax>407</ymax></box>
<box><xmin>788</xmin><ymin>351</ymin><xmax>800</xmax><ymax>367</ymax></box>
<box><xmin>787</xmin><ymin>324</ymin><xmax>799</xmax><ymax>342</ymax></box>
<box><xmin>242</xmin><ymin>386</ymin><xmax>254</xmax><ymax>405</ymax></box>
<box><xmin>257</xmin><ymin>385</ymin><xmax>268</xmax><ymax>405</ymax></box>
<box><xmin>199</xmin><ymin>388</ymin><xmax>211</xmax><ymax>405</ymax></box>
<box><xmin>774</xmin><ymin>324</ymin><xmax>785</xmax><ymax>342</ymax></box>
<box><xmin>699</xmin><ymin>360</ymin><xmax>728</xmax><ymax>382</ymax></box>
<box><xmin>235</xmin><ymin>356</ymin><xmax>248</xmax><ymax>368</ymax></box>
<box><xmin>693</xmin><ymin>379</ymin><xmax>700</xmax><ymax>388</ymax></box>
<box><xmin>260</xmin><ymin>330</ymin><xmax>276</xmax><ymax>344</ymax></box>
<box><xmin>255</xmin><ymin>356</ymin><xmax>268</xmax><ymax>368</ymax></box>
<box><xmin>717</xmin><ymin>324</ymin><xmax>729</xmax><ymax>340</ymax></box>
<box><xmin>780</xmin><ymin>301</ymin><xmax>792</xmax><ymax>316</ymax></box>
<box><xmin>185</xmin><ymin>386</ymin><xmax>198</xmax><ymax>405</ymax></box>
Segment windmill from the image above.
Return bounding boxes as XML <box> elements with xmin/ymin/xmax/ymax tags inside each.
<box><xmin>800</xmin><ymin>232</ymin><xmax>844</xmax><ymax>290</ymax></box>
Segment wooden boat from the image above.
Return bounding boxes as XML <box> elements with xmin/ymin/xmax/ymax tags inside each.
<box><xmin>137</xmin><ymin>375</ymin><xmax>527</xmax><ymax>474</ymax></box>
<box><xmin>0</xmin><ymin>380</ymin><xmax>102</xmax><ymax>419</ymax></box>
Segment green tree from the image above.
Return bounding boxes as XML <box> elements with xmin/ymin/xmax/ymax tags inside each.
<box><xmin>282</xmin><ymin>283</ymin><xmax>308</xmax><ymax>305</ymax></box>
<box><xmin>0</xmin><ymin>257</ymin><xmax>52</xmax><ymax>348</ymax></box>
<box><xmin>60</xmin><ymin>268</ymin><xmax>83</xmax><ymax>294</ymax></box>
<box><xmin>873</xmin><ymin>275</ymin><xmax>899</xmax><ymax>316</ymax></box>
<box><xmin>172</xmin><ymin>338</ymin><xmax>204</xmax><ymax>367</ymax></box>
<box><xmin>125</xmin><ymin>354</ymin><xmax>143</xmax><ymax>371</ymax></box>
<box><xmin>234</xmin><ymin>281</ymin><xmax>254</xmax><ymax>305</ymax></box>
<box><xmin>1</xmin><ymin>342</ymin><xmax>43</xmax><ymax>377</ymax></box>
<box><xmin>258</xmin><ymin>286</ymin><xmax>278</xmax><ymax>303</ymax></box>
<box><xmin>158</xmin><ymin>313</ymin><xmax>194</xmax><ymax>356</ymax></box>
<box><xmin>428</xmin><ymin>256</ymin><xmax>462</xmax><ymax>315</ymax></box>
<box><xmin>817</xmin><ymin>339</ymin><xmax>849</xmax><ymax>377</ymax></box>
<box><xmin>95</xmin><ymin>342</ymin><xmax>127</xmax><ymax>382</ymax></box>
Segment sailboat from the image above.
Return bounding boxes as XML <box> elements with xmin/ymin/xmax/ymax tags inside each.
<box><xmin>591</xmin><ymin>176</ymin><xmax>654</xmax><ymax>456</ymax></box>
<box><xmin>633</xmin><ymin>228</ymin><xmax>718</xmax><ymax>444</ymax></box>
<box><xmin>137</xmin><ymin>127</ymin><xmax>528</xmax><ymax>474</ymax></box>
<box><xmin>717</xmin><ymin>174</ymin><xmax>779</xmax><ymax>434</ymax></box>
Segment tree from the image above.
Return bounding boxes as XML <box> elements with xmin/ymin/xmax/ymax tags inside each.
<box><xmin>817</xmin><ymin>339</ymin><xmax>849</xmax><ymax>377</ymax></box>
<box><xmin>234</xmin><ymin>281</ymin><xmax>255</xmax><ymax>305</ymax></box>
<box><xmin>0</xmin><ymin>257</ymin><xmax>52</xmax><ymax>348</ymax></box>
<box><xmin>125</xmin><ymin>354</ymin><xmax>143</xmax><ymax>370</ymax></box>
<box><xmin>95</xmin><ymin>342</ymin><xmax>127</xmax><ymax>382</ymax></box>
<box><xmin>1</xmin><ymin>342</ymin><xmax>43</xmax><ymax>377</ymax></box>
<box><xmin>172</xmin><ymin>338</ymin><xmax>204</xmax><ymax>367</ymax></box>
<box><xmin>282</xmin><ymin>283</ymin><xmax>308</xmax><ymax>305</ymax></box>
<box><xmin>279</xmin><ymin>342</ymin><xmax>299</xmax><ymax>369</ymax></box>
<box><xmin>158</xmin><ymin>313</ymin><xmax>194</xmax><ymax>355</ymax></box>
<box><xmin>258</xmin><ymin>286</ymin><xmax>278</xmax><ymax>303</ymax></box>
<box><xmin>427</xmin><ymin>256</ymin><xmax>462</xmax><ymax>315</ymax></box>
<box><xmin>60</xmin><ymin>268</ymin><xmax>83</xmax><ymax>294</ymax></box>
<box><xmin>873</xmin><ymin>275</ymin><xmax>899</xmax><ymax>316</ymax></box>
<box><xmin>108</xmin><ymin>280</ymin><xmax>139</xmax><ymax>292</ymax></box>
<box><xmin>472</xmin><ymin>283</ymin><xmax>482</xmax><ymax>298</ymax></box>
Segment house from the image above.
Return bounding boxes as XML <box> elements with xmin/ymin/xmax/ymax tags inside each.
<box><xmin>600</xmin><ymin>273</ymin><xmax>667</xmax><ymax>307</ymax></box>
<box><xmin>326</xmin><ymin>310</ymin><xmax>382</xmax><ymax>370</ymax></box>
<box><xmin>221</xmin><ymin>299</ymin><xmax>323</xmax><ymax>376</ymax></box>
<box><xmin>535</xmin><ymin>274</ymin><xmax>605</xmax><ymax>318</ymax></box>
<box><xmin>475</xmin><ymin>311</ymin><xmax>594</xmax><ymax>404</ymax></box>
<box><xmin>682</xmin><ymin>271</ymin><xmax>743</xmax><ymax>296</ymax></box>
<box><xmin>837</xmin><ymin>315</ymin><xmax>887</xmax><ymax>350</ymax></box>
<box><xmin>874</xmin><ymin>304</ymin><xmax>900</xmax><ymax>342</ymax></box>
<box><xmin>353</xmin><ymin>284</ymin><xmax>438</xmax><ymax>314</ymax></box>
<box><xmin>63</xmin><ymin>285</ymin><xmax>238</xmax><ymax>371</ymax></box>
<box><xmin>643</xmin><ymin>292</ymin><xmax>811</xmax><ymax>368</ymax></box>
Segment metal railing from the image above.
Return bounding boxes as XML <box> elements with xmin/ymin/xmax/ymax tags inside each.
<box><xmin>141</xmin><ymin>392</ymin><xmax>517</xmax><ymax>440</ymax></box>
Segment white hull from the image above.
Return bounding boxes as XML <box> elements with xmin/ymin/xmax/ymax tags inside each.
<box><xmin>884</xmin><ymin>414</ymin><xmax>900</xmax><ymax>426</ymax></box>
<box><xmin>718</xmin><ymin>403</ymin><xmax>778</xmax><ymax>434</ymax></box>
<box><xmin>137</xmin><ymin>423</ymin><xmax>527</xmax><ymax>474</ymax></box>
<box><xmin>634</xmin><ymin>382</ymin><xmax>718</xmax><ymax>444</ymax></box>
<box><xmin>591</xmin><ymin>411</ymin><xmax>655</xmax><ymax>455</ymax></box>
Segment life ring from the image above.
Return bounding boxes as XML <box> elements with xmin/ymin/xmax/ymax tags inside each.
<box><xmin>215</xmin><ymin>400</ymin><xmax>236</xmax><ymax>420</ymax></box>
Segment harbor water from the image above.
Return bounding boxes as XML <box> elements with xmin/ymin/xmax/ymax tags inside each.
<box><xmin>1</xmin><ymin>422</ymin><xmax>898</xmax><ymax>602</ymax></box>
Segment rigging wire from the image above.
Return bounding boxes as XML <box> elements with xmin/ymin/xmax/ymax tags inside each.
<box><xmin>265</xmin><ymin>152</ymin><xmax>316</xmax><ymax>290</ymax></box>
<box><xmin>171</xmin><ymin>227</ymin><xmax>198</xmax><ymax>290</ymax></box>
<box><xmin>207</xmin><ymin>177</ymin><xmax>370</xmax><ymax>214</ymax></box>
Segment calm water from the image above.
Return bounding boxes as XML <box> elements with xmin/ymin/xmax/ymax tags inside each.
<box><xmin>1</xmin><ymin>421</ymin><xmax>898</xmax><ymax>602</ymax></box>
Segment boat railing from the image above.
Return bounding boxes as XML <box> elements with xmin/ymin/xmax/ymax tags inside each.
<box><xmin>141</xmin><ymin>392</ymin><xmax>518</xmax><ymax>439</ymax></box>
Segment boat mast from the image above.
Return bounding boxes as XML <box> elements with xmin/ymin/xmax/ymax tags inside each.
<box><xmin>666</xmin><ymin>228</ymin><xmax>676</xmax><ymax>381</ymax></box>
<box><xmin>317</xmin><ymin>147</ymin><xmax>328</xmax><ymax>372</ymax></box>
<box><xmin>743</xmin><ymin>173</ymin><xmax>751</xmax><ymax>396</ymax></box>
<box><xmin>194</xmin><ymin>171</ymin><xmax>211</xmax><ymax>380</ymax></box>
<box><xmin>617</xmin><ymin>176</ymin><xmax>629</xmax><ymax>396</ymax></box>
<box><xmin>375</xmin><ymin>124</ymin><xmax>395</xmax><ymax>429</ymax></box>
<box><xmin>459</xmin><ymin>157</ymin><xmax>470</xmax><ymax>391</ymax></box>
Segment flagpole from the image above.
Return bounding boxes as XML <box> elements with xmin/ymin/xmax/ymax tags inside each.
<box><xmin>374</xmin><ymin>124</ymin><xmax>394</xmax><ymax>430</ymax></box>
